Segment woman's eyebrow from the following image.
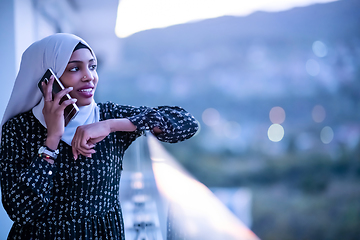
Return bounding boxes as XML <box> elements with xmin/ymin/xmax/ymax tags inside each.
<box><xmin>68</xmin><ymin>58</ymin><xmax>96</xmax><ymax>64</ymax></box>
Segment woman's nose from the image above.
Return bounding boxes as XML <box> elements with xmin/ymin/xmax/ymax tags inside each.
<box><xmin>82</xmin><ymin>69</ymin><xmax>94</xmax><ymax>81</ymax></box>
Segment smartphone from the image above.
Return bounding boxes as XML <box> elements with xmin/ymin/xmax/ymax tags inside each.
<box><xmin>38</xmin><ymin>68</ymin><xmax>79</xmax><ymax>126</ymax></box>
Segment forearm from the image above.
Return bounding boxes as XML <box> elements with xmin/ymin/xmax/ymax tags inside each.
<box><xmin>3</xmin><ymin>183</ymin><xmax>50</xmax><ymax>224</ymax></box>
<box><xmin>108</xmin><ymin>118</ymin><xmax>137</xmax><ymax>132</ymax></box>
<box><xmin>126</xmin><ymin>106</ymin><xmax>198</xmax><ymax>142</ymax></box>
<box><xmin>111</xmin><ymin>118</ymin><xmax>161</xmax><ymax>134</ymax></box>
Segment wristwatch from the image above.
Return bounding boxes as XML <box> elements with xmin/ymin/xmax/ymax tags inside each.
<box><xmin>38</xmin><ymin>146</ymin><xmax>59</xmax><ymax>160</ymax></box>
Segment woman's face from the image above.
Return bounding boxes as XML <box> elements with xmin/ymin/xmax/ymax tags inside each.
<box><xmin>60</xmin><ymin>48</ymin><xmax>98</xmax><ymax>107</ymax></box>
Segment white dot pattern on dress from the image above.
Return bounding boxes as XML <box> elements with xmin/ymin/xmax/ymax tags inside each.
<box><xmin>0</xmin><ymin>101</ymin><xmax>198</xmax><ymax>239</ymax></box>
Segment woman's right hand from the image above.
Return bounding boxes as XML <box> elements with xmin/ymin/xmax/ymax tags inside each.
<box><xmin>41</xmin><ymin>75</ymin><xmax>77</xmax><ymax>150</ymax></box>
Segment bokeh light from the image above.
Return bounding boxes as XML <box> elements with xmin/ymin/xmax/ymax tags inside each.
<box><xmin>269</xmin><ymin>106</ymin><xmax>286</xmax><ymax>124</ymax></box>
<box><xmin>320</xmin><ymin>126</ymin><xmax>334</xmax><ymax>144</ymax></box>
<box><xmin>306</xmin><ymin>59</ymin><xmax>320</xmax><ymax>76</ymax></box>
<box><xmin>312</xmin><ymin>41</ymin><xmax>328</xmax><ymax>58</ymax></box>
<box><xmin>202</xmin><ymin>108</ymin><xmax>221</xmax><ymax>127</ymax></box>
<box><xmin>312</xmin><ymin>105</ymin><xmax>326</xmax><ymax>123</ymax></box>
<box><xmin>267</xmin><ymin>124</ymin><xmax>285</xmax><ymax>142</ymax></box>
<box><xmin>130</xmin><ymin>172</ymin><xmax>144</xmax><ymax>189</ymax></box>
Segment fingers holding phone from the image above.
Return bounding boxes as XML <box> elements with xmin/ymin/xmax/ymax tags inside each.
<box><xmin>38</xmin><ymin>68</ymin><xmax>79</xmax><ymax>127</ymax></box>
<box><xmin>42</xmin><ymin>81</ymin><xmax>77</xmax><ymax>141</ymax></box>
<box><xmin>38</xmin><ymin>68</ymin><xmax>80</xmax><ymax>149</ymax></box>
<box><xmin>41</xmin><ymin>75</ymin><xmax>77</xmax><ymax>117</ymax></box>
<box><xmin>40</xmin><ymin>74</ymin><xmax>75</xmax><ymax>143</ymax></box>
<box><xmin>41</xmin><ymin>74</ymin><xmax>54</xmax><ymax>102</ymax></box>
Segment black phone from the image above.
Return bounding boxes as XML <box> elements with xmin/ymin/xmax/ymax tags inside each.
<box><xmin>38</xmin><ymin>68</ymin><xmax>79</xmax><ymax>126</ymax></box>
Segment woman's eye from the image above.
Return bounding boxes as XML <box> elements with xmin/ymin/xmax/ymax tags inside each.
<box><xmin>70</xmin><ymin>67</ymin><xmax>79</xmax><ymax>72</ymax></box>
<box><xmin>90</xmin><ymin>65</ymin><xmax>97</xmax><ymax>70</ymax></box>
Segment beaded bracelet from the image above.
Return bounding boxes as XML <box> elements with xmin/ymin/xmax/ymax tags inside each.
<box><xmin>38</xmin><ymin>152</ymin><xmax>56</xmax><ymax>160</ymax></box>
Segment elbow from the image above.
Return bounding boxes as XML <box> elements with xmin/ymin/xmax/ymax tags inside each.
<box><xmin>2</xmin><ymin>191</ymin><xmax>48</xmax><ymax>225</ymax></box>
<box><xmin>152</xmin><ymin>127</ymin><xmax>162</xmax><ymax>135</ymax></box>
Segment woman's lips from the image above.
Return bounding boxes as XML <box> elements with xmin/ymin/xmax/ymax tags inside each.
<box><xmin>77</xmin><ymin>88</ymin><xmax>94</xmax><ymax>98</ymax></box>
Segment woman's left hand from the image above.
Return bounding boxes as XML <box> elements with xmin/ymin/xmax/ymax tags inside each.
<box><xmin>71</xmin><ymin>118</ymin><xmax>159</xmax><ymax>159</ymax></box>
<box><xmin>71</xmin><ymin>121</ymin><xmax>112</xmax><ymax>160</ymax></box>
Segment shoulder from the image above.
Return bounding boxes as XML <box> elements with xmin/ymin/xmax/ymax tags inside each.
<box><xmin>2</xmin><ymin>110</ymin><xmax>34</xmax><ymax>129</ymax></box>
<box><xmin>1</xmin><ymin>110</ymin><xmax>37</xmax><ymax>138</ymax></box>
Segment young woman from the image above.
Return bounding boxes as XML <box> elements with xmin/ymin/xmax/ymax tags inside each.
<box><xmin>0</xmin><ymin>33</ymin><xmax>198</xmax><ymax>239</ymax></box>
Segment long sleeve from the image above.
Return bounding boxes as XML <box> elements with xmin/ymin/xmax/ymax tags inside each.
<box><xmin>129</xmin><ymin>105</ymin><xmax>199</xmax><ymax>143</ymax></box>
<box><xmin>103</xmin><ymin>102</ymin><xmax>199</xmax><ymax>143</ymax></box>
<box><xmin>0</xmin><ymin>118</ymin><xmax>57</xmax><ymax>225</ymax></box>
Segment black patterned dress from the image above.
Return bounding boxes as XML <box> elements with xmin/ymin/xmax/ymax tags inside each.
<box><xmin>0</xmin><ymin>101</ymin><xmax>198</xmax><ymax>240</ymax></box>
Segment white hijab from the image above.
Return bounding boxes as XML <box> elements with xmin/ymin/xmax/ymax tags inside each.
<box><xmin>1</xmin><ymin>33</ymin><xmax>99</xmax><ymax>145</ymax></box>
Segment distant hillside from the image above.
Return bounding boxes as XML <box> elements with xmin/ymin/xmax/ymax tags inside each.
<box><xmin>123</xmin><ymin>0</ymin><xmax>360</xmax><ymax>50</ymax></box>
<box><xmin>98</xmin><ymin>0</ymin><xmax>360</xmax><ymax>120</ymax></box>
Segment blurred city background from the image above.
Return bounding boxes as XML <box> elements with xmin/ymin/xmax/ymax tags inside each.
<box><xmin>1</xmin><ymin>0</ymin><xmax>360</xmax><ymax>239</ymax></box>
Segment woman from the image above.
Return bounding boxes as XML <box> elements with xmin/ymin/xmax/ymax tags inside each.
<box><xmin>0</xmin><ymin>33</ymin><xmax>198</xmax><ymax>239</ymax></box>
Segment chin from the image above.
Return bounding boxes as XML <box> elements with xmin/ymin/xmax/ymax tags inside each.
<box><xmin>77</xmin><ymin>99</ymin><xmax>93</xmax><ymax>107</ymax></box>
